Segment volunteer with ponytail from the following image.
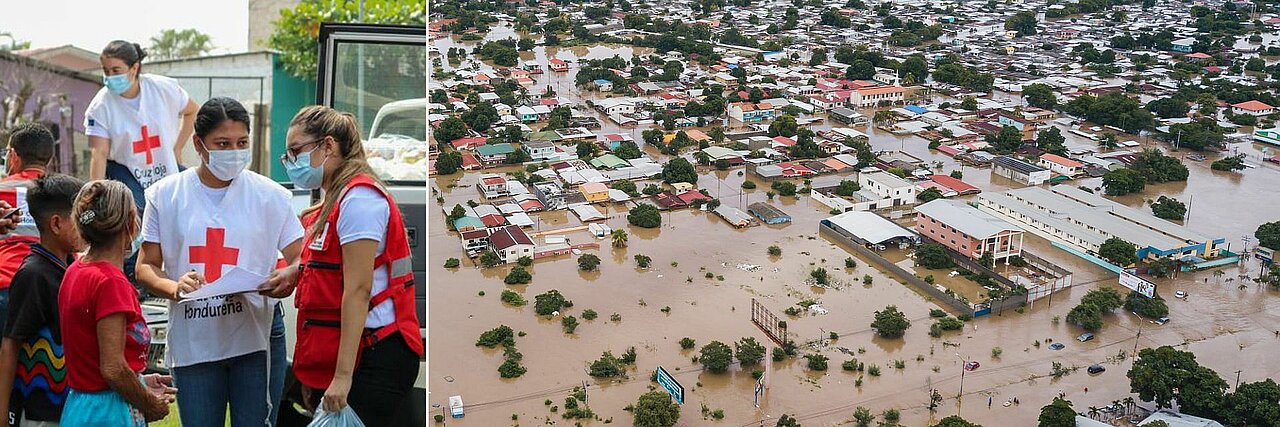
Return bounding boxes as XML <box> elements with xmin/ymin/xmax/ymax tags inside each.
<box><xmin>58</xmin><ymin>181</ymin><xmax>175</xmax><ymax>425</ymax></box>
<box><xmin>85</xmin><ymin>40</ymin><xmax>198</xmax><ymax>284</ymax></box>
<box><xmin>285</xmin><ymin>106</ymin><xmax>421</xmax><ymax>424</ymax></box>
<box><xmin>136</xmin><ymin>97</ymin><xmax>303</xmax><ymax>427</ymax></box>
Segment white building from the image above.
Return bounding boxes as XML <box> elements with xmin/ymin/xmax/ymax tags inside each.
<box><xmin>858</xmin><ymin>169</ymin><xmax>917</xmax><ymax>207</ymax></box>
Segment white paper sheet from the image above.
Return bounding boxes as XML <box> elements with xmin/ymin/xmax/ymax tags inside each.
<box><xmin>178</xmin><ymin>267</ymin><xmax>268</xmax><ymax>300</ymax></box>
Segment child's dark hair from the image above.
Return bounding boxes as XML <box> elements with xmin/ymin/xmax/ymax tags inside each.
<box><xmin>101</xmin><ymin>40</ymin><xmax>146</xmax><ymax>72</ymax></box>
<box><xmin>194</xmin><ymin>97</ymin><xmax>252</xmax><ymax>138</ymax></box>
<box><xmin>7</xmin><ymin>122</ymin><xmax>55</xmax><ymax>166</ymax></box>
<box><xmin>26</xmin><ymin>174</ymin><xmax>86</xmax><ymax>234</ymax></box>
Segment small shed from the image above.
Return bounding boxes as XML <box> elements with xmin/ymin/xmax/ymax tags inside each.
<box><xmin>748</xmin><ymin>202</ymin><xmax>791</xmax><ymax>224</ymax></box>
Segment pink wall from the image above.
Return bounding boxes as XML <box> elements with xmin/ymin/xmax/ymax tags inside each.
<box><xmin>915</xmin><ymin>212</ymin><xmax>983</xmax><ymax>258</ymax></box>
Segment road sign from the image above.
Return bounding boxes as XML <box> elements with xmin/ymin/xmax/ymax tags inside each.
<box><xmin>964</xmin><ymin>361</ymin><xmax>980</xmax><ymax>371</ymax></box>
<box><xmin>1120</xmin><ymin>270</ymin><xmax>1156</xmax><ymax>298</ymax></box>
<box><xmin>655</xmin><ymin>366</ymin><xmax>684</xmax><ymax>405</ymax></box>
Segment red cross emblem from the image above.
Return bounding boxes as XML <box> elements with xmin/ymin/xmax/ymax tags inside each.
<box><xmin>188</xmin><ymin>228</ymin><xmax>240</xmax><ymax>282</ymax></box>
<box><xmin>132</xmin><ymin>125</ymin><xmax>161</xmax><ymax>165</ymax></box>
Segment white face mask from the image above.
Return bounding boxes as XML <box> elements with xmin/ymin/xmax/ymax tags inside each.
<box><xmin>201</xmin><ymin>141</ymin><xmax>251</xmax><ymax>181</ymax></box>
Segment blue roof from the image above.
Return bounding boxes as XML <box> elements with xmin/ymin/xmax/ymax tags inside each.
<box><xmin>904</xmin><ymin>105</ymin><xmax>928</xmax><ymax>114</ymax></box>
<box><xmin>453</xmin><ymin>216</ymin><xmax>484</xmax><ymax>229</ymax></box>
<box><xmin>594</xmin><ymin>79</ymin><xmax>612</xmax><ymax>84</ymax></box>
<box><xmin>726</xmin><ymin>64</ymin><xmax>738</xmax><ymax>69</ymax></box>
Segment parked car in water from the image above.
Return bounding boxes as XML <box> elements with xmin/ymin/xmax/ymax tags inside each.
<box><xmin>1077</xmin><ymin>332</ymin><xmax>1095</xmax><ymax>342</ymax></box>
<box><xmin>1048</xmin><ymin>342</ymin><xmax>1065</xmax><ymax>350</ymax></box>
<box><xmin>1087</xmin><ymin>364</ymin><xmax>1106</xmax><ymax>374</ymax></box>
<box><xmin>1154</xmin><ymin>317</ymin><xmax>1170</xmax><ymax>325</ymax></box>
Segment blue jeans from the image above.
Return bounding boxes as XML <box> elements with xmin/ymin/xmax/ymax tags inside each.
<box><xmin>173</xmin><ymin>350</ymin><xmax>269</xmax><ymax>427</ymax></box>
<box><xmin>269</xmin><ymin>303</ymin><xmax>286</xmax><ymax>426</ymax></box>
<box><xmin>172</xmin><ymin>305</ymin><xmax>284</xmax><ymax>427</ymax></box>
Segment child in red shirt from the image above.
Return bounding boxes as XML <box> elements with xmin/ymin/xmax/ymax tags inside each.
<box><xmin>57</xmin><ymin>180</ymin><xmax>175</xmax><ymax>425</ymax></box>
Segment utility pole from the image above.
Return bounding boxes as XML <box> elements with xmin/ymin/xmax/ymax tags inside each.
<box><xmin>1234</xmin><ymin>370</ymin><xmax>1242</xmax><ymax>390</ymax></box>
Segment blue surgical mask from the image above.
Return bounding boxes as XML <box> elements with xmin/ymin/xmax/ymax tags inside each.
<box><xmin>103</xmin><ymin>74</ymin><xmax>131</xmax><ymax>95</ymax></box>
<box><xmin>284</xmin><ymin>150</ymin><xmax>325</xmax><ymax>190</ymax></box>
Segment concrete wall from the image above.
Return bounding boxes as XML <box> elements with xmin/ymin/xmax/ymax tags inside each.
<box><xmin>820</xmin><ymin>222</ymin><xmax>974</xmax><ymax>316</ymax></box>
<box><xmin>248</xmin><ymin>0</ymin><xmax>300</xmax><ymax>51</ymax></box>
<box><xmin>146</xmin><ymin>52</ymin><xmax>275</xmax><ymax>169</ymax></box>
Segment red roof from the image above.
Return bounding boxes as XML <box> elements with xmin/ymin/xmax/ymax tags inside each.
<box><xmin>929</xmin><ymin>174</ymin><xmax>979</xmax><ymax>194</ymax></box>
<box><xmin>518</xmin><ymin>199</ymin><xmax>545</xmax><ymax>212</ymax></box>
<box><xmin>489</xmin><ymin>225</ymin><xmax>533</xmax><ymax>250</ymax></box>
<box><xmin>772</xmin><ymin>136</ymin><xmax>796</xmax><ymax>146</ymax></box>
<box><xmin>480</xmin><ymin>214</ymin><xmax>507</xmax><ymax>228</ymax></box>
<box><xmin>936</xmin><ymin>145</ymin><xmax>962</xmax><ymax>157</ymax></box>
<box><xmin>452</xmin><ymin>137</ymin><xmax>487</xmax><ymax>150</ymax></box>
<box><xmin>461</xmin><ymin>229</ymin><xmax>490</xmax><ymax>240</ymax></box>
<box><xmin>461</xmin><ymin>154</ymin><xmax>481</xmax><ymax>169</ymax></box>
<box><xmin>1232</xmin><ymin>100</ymin><xmax>1274</xmax><ymax>111</ymax></box>
<box><xmin>1040</xmin><ymin>153</ymin><xmax>1083</xmax><ymax>168</ymax></box>
<box><xmin>676</xmin><ymin>190</ymin><xmax>712</xmax><ymax>204</ymax></box>
<box><xmin>481</xmin><ymin>175</ymin><xmax>506</xmax><ymax>186</ymax></box>
<box><xmin>1184</xmin><ymin>52</ymin><xmax>1212</xmax><ymax>59</ymax></box>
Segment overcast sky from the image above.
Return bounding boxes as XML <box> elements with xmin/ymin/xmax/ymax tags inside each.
<box><xmin>1</xmin><ymin>0</ymin><xmax>249</xmax><ymax>55</ymax></box>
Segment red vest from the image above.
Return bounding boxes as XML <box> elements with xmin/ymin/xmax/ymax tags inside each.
<box><xmin>293</xmin><ymin>174</ymin><xmax>423</xmax><ymax>390</ymax></box>
<box><xmin>0</xmin><ymin>169</ymin><xmax>45</xmax><ymax>290</ymax></box>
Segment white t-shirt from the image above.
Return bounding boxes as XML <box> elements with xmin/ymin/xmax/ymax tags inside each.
<box><xmin>85</xmin><ymin>74</ymin><xmax>188</xmax><ymax>190</ymax></box>
<box><xmin>336</xmin><ymin>186</ymin><xmax>394</xmax><ymax>328</ymax></box>
<box><xmin>141</xmin><ymin>168</ymin><xmax>304</xmax><ymax>367</ymax></box>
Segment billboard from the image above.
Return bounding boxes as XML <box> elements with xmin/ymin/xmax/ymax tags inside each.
<box><xmin>1120</xmin><ymin>270</ymin><xmax>1156</xmax><ymax>298</ymax></box>
<box><xmin>656</xmin><ymin>366</ymin><xmax>684</xmax><ymax>405</ymax></box>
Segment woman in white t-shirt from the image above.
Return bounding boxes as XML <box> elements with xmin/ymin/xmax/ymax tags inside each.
<box><xmin>135</xmin><ymin>97</ymin><xmax>303</xmax><ymax>427</ymax></box>
<box><xmin>85</xmin><ymin>40</ymin><xmax>197</xmax><ymax>284</ymax></box>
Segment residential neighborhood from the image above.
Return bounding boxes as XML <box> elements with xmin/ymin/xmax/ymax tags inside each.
<box><xmin>429</xmin><ymin>0</ymin><xmax>1280</xmax><ymax>425</ymax></box>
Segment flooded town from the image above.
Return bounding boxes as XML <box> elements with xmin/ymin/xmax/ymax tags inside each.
<box><xmin>428</xmin><ymin>0</ymin><xmax>1280</xmax><ymax>426</ymax></box>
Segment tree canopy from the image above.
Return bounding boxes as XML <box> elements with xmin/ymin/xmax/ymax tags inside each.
<box><xmin>1151</xmin><ymin>196</ymin><xmax>1186</xmax><ymax>220</ymax></box>
<box><xmin>628</xmin><ymin>203</ymin><xmax>663</xmax><ymax>228</ymax></box>
<box><xmin>1005</xmin><ymin>11</ymin><xmax>1038</xmax><ymax>36</ymax></box>
<box><xmin>632</xmin><ymin>391</ymin><xmax>681</xmax><ymax>427</ymax></box>
<box><xmin>1102</xmin><ymin>168</ymin><xmax>1146</xmax><ymax>196</ymax></box>
<box><xmin>1099</xmin><ymin>237</ymin><xmax>1139</xmax><ymax>267</ymax></box>
<box><xmin>870</xmin><ymin>305</ymin><xmax>911</xmax><ymax>338</ymax></box>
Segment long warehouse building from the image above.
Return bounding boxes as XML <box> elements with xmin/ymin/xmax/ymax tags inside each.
<box><xmin>976</xmin><ymin>186</ymin><xmax>1225</xmax><ymax>262</ymax></box>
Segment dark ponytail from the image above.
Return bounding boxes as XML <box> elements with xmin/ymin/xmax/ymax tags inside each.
<box><xmin>101</xmin><ymin>40</ymin><xmax>146</xmax><ymax>72</ymax></box>
<box><xmin>194</xmin><ymin>97</ymin><xmax>252</xmax><ymax>139</ymax></box>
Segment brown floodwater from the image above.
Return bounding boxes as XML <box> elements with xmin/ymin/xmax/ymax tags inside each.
<box><xmin>431</xmin><ymin>34</ymin><xmax>1280</xmax><ymax>426</ymax></box>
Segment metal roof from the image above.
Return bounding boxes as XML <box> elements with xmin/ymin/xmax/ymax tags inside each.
<box><xmin>824</xmin><ymin>211</ymin><xmax>915</xmax><ymax>245</ymax></box>
<box><xmin>915</xmin><ymin>199</ymin><xmax>1022</xmax><ymax>239</ymax></box>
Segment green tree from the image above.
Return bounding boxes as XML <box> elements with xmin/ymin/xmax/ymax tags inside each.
<box><xmin>917</xmin><ymin>188</ymin><xmax>944</xmax><ymax>203</ymax></box>
<box><xmin>504</xmin><ymin>266</ymin><xmax>532</xmax><ymax>284</ymax></box>
<box><xmin>1098</xmin><ymin>237</ymin><xmax>1139</xmax><ymax>267</ymax></box>
<box><xmin>735</xmin><ymin>337</ymin><xmax>767</xmax><ymax>365</ymax></box>
<box><xmin>1151</xmin><ymin>196</ymin><xmax>1186</xmax><ymax>220</ymax></box>
<box><xmin>433</xmin><ymin>117</ymin><xmax>468</xmax><ymax>146</ymax></box>
<box><xmin>628</xmin><ymin>203</ymin><xmax>662</xmax><ymax>228</ymax></box>
<box><xmin>1037</xmin><ymin>398</ymin><xmax>1076</xmax><ymax>427</ymax></box>
<box><xmin>853</xmin><ymin>407</ymin><xmax>874</xmax><ymax>426</ymax></box>
<box><xmin>1211</xmin><ymin>155</ymin><xmax>1246</xmax><ymax>171</ymax></box>
<box><xmin>776</xmin><ymin>414</ymin><xmax>802</xmax><ymax>427</ymax></box>
<box><xmin>148</xmin><ymin>29</ymin><xmax>214</xmax><ymax>60</ymax></box>
<box><xmin>479</xmin><ymin>250</ymin><xmax>502</xmax><ymax>268</ymax></box>
<box><xmin>1220</xmin><ymin>379</ymin><xmax>1280</xmax><ymax>426</ymax></box>
<box><xmin>1080</xmin><ymin>287</ymin><xmax>1125</xmax><ymax>311</ymax></box>
<box><xmin>661</xmin><ymin>157</ymin><xmax>699</xmax><ymax>184</ymax></box>
<box><xmin>916</xmin><ymin>243</ymin><xmax>955</xmax><ymax>269</ymax></box>
<box><xmin>986</xmin><ymin>125</ymin><xmax>1024</xmax><ymax>154</ymax></box>
<box><xmin>614</xmin><ymin>141</ymin><xmax>643</xmax><ymax>159</ymax></box>
<box><xmin>870</xmin><ymin>305</ymin><xmax>911</xmax><ymax>338</ymax></box>
<box><xmin>577</xmin><ymin>141</ymin><xmax>598</xmax><ymax>159</ymax></box>
<box><xmin>835</xmin><ymin>180</ymin><xmax>861</xmax><ymax>197</ymax></box>
<box><xmin>805</xmin><ymin>354</ymin><xmax>829</xmax><ymax>371</ymax></box>
<box><xmin>768</xmin><ymin>115</ymin><xmax>799</xmax><ymax>137</ymax></box>
<box><xmin>461</xmin><ymin>102</ymin><xmax>499</xmax><ymax>132</ymax></box>
<box><xmin>268</xmin><ymin>0</ymin><xmax>425</xmax><ymax>79</ymax></box>
<box><xmin>1066</xmin><ymin>302</ymin><xmax>1103</xmax><ymax>331</ymax></box>
<box><xmin>533</xmin><ymin>290</ymin><xmax>568</xmax><ymax>316</ymax></box>
<box><xmin>933</xmin><ymin>415</ymin><xmax>983</xmax><ymax>427</ymax></box>
<box><xmin>1256</xmin><ymin>221</ymin><xmax>1280</xmax><ymax>250</ymax></box>
<box><xmin>632</xmin><ymin>391</ymin><xmax>680</xmax><ymax>427</ymax></box>
<box><xmin>578</xmin><ymin>254</ymin><xmax>601</xmax><ymax>271</ymax></box>
<box><xmin>1128</xmin><ymin>346</ymin><xmax>1228</xmax><ymax>415</ymax></box>
<box><xmin>845</xmin><ymin>59</ymin><xmax>875</xmax><ymax>80</ymax></box>
<box><xmin>899</xmin><ymin>54</ymin><xmax>929</xmax><ymax>84</ymax></box>
<box><xmin>434</xmin><ymin>151</ymin><xmax>463</xmax><ymax>175</ymax></box>
<box><xmin>1005</xmin><ymin>10</ymin><xmax>1038</xmax><ymax>36</ymax></box>
<box><xmin>1131</xmin><ymin>149</ymin><xmax>1189</xmax><ymax>183</ymax></box>
<box><xmin>1036</xmin><ymin>127</ymin><xmax>1067</xmax><ymax>156</ymax></box>
<box><xmin>611</xmin><ymin>228</ymin><xmax>629</xmax><ymax>248</ymax></box>
<box><xmin>960</xmin><ymin>96</ymin><xmax>978</xmax><ymax>111</ymax></box>
<box><xmin>590</xmin><ymin>351</ymin><xmax>625</xmax><ymax>377</ymax></box>
<box><xmin>1023</xmin><ymin>83</ymin><xmax>1057</xmax><ymax>109</ymax></box>
<box><xmin>1102</xmin><ymin>168</ymin><xmax>1146</xmax><ymax>196</ymax></box>
<box><xmin>1125</xmin><ymin>291</ymin><xmax>1168</xmax><ymax>318</ymax></box>
<box><xmin>699</xmin><ymin>341</ymin><xmax>735</xmax><ymax>373</ymax></box>
<box><xmin>517</xmin><ymin>37</ymin><xmax>535</xmax><ymax>51</ymax></box>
